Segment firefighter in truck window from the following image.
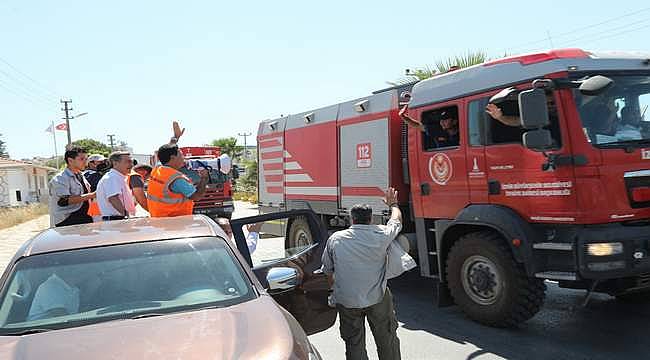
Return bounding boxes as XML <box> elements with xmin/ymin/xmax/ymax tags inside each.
<box><xmin>484</xmin><ymin>89</ymin><xmax>562</xmax><ymax>147</ymax></box>
<box><xmin>399</xmin><ymin>106</ymin><xmax>460</xmax><ymax>150</ymax></box>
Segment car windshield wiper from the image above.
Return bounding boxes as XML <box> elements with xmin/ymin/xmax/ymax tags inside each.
<box><xmin>129</xmin><ymin>312</ymin><xmax>166</xmax><ymax>320</ymax></box>
<box><xmin>597</xmin><ymin>139</ymin><xmax>650</xmax><ymax>148</ymax></box>
<box><xmin>2</xmin><ymin>328</ymin><xmax>53</xmax><ymax>336</ymax></box>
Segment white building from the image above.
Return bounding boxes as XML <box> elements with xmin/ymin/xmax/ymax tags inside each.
<box><xmin>0</xmin><ymin>159</ymin><xmax>57</xmax><ymax>207</ymax></box>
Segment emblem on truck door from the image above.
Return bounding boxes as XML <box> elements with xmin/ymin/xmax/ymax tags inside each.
<box><xmin>429</xmin><ymin>153</ymin><xmax>453</xmax><ymax>185</ymax></box>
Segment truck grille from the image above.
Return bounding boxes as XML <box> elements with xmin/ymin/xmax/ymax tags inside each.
<box><xmin>637</xmin><ymin>273</ymin><xmax>650</xmax><ymax>288</ymax></box>
<box><xmin>624</xmin><ymin>170</ymin><xmax>650</xmax><ymax>208</ymax></box>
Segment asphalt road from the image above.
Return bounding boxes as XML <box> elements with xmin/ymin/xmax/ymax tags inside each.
<box><xmin>310</xmin><ymin>269</ymin><xmax>650</xmax><ymax>360</ymax></box>
<box><xmin>232</xmin><ymin>204</ymin><xmax>650</xmax><ymax>359</ymax></box>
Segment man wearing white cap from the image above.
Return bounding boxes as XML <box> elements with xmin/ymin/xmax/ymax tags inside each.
<box><xmin>84</xmin><ymin>154</ymin><xmax>107</xmax><ymax>192</ymax></box>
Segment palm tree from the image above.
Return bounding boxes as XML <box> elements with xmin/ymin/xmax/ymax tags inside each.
<box><xmin>389</xmin><ymin>50</ymin><xmax>490</xmax><ymax>86</ymax></box>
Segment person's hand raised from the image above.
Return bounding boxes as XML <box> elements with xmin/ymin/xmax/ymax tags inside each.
<box><xmin>383</xmin><ymin>187</ymin><xmax>398</xmax><ymax>207</ymax></box>
<box><xmin>399</xmin><ymin>105</ymin><xmax>408</xmax><ymax>120</ymax></box>
<box><xmin>246</xmin><ymin>222</ymin><xmax>263</xmax><ymax>233</ymax></box>
<box><xmin>485</xmin><ymin>103</ymin><xmax>503</xmax><ymax>120</ymax></box>
<box><xmin>173</xmin><ymin>121</ymin><xmax>186</xmax><ymax>139</ymax></box>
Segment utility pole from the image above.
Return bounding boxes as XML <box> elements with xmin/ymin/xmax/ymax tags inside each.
<box><xmin>238</xmin><ymin>132</ymin><xmax>252</xmax><ymax>159</ymax></box>
<box><xmin>61</xmin><ymin>99</ymin><xmax>73</xmax><ymax>146</ymax></box>
<box><xmin>107</xmin><ymin>134</ymin><xmax>116</xmax><ymax>151</ymax></box>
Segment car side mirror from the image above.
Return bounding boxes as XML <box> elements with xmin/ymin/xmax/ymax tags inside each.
<box><xmin>523</xmin><ymin>129</ymin><xmax>554</xmax><ymax>151</ymax></box>
<box><xmin>518</xmin><ymin>88</ymin><xmax>550</xmax><ymax>129</ymax></box>
<box><xmin>231</xmin><ymin>165</ymin><xmax>240</xmax><ymax>179</ymax></box>
<box><xmin>266</xmin><ymin>267</ymin><xmax>299</xmax><ymax>294</ymax></box>
<box><xmin>579</xmin><ymin>75</ymin><xmax>613</xmax><ymax>96</ymax></box>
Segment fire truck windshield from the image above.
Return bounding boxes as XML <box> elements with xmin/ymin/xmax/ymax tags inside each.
<box><xmin>574</xmin><ymin>74</ymin><xmax>650</xmax><ymax>147</ymax></box>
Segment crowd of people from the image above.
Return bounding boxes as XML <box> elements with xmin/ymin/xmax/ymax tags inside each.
<box><xmin>46</xmin><ymin>121</ymin><xmax>247</xmax><ymax>235</ymax></box>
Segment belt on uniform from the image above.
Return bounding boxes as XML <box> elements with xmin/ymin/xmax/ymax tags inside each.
<box><xmin>102</xmin><ymin>215</ymin><xmax>126</xmax><ymax>221</ymax></box>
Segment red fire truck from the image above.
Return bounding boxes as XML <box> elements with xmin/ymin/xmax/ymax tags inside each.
<box><xmin>177</xmin><ymin>146</ymin><xmax>236</xmax><ymax>219</ymax></box>
<box><xmin>257</xmin><ymin>49</ymin><xmax>650</xmax><ymax>327</ymax></box>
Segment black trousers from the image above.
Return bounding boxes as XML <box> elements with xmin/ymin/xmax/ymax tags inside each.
<box><xmin>336</xmin><ymin>288</ymin><xmax>401</xmax><ymax>360</ymax></box>
<box><xmin>55</xmin><ymin>210</ymin><xmax>93</xmax><ymax>227</ymax></box>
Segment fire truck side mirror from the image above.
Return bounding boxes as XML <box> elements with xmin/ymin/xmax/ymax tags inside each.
<box><xmin>579</xmin><ymin>75</ymin><xmax>613</xmax><ymax>96</ymax></box>
<box><xmin>518</xmin><ymin>88</ymin><xmax>550</xmax><ymax>129</ymax></box>
<box><xmin>522</xmin><ymin>129</ymin><xmax>553</xmax><ymax>152</ymax></box>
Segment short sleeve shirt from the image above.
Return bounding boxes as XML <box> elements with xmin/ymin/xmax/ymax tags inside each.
<box><xmin>96</xmin><ymin>169</ymin><xmax>136</xmax><ymax>216</ymax></box>
<box><xmin>48</xmin><ymin>168</ymin><xmax>92</xmax><ymax>227</ymax></box>
<box><xmin>170</xmin><ymin>177</ymin><xmax>197</xmax><ymax>198</ymax></box>
<box><xmin>128</xmin><ymin>174</ymin><xmax>145</xmax><ymax>189</ymax></box>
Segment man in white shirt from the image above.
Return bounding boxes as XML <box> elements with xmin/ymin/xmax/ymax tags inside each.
<box><xmin>96</xmin><ymin>152</ymin><xmax>136</xmax><ymax>221</ymax></box>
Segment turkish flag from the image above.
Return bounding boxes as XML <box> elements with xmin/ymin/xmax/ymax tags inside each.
<box><xmin>55</xmin><ymin>123</ymin><xmax>68</xmax><ymax>131</ymax></box>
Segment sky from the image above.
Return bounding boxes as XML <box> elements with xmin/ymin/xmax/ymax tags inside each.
<box><xmin>1</xmin><ymin>0</ymin><xmax>650</xmax><ymax>160</ymax></box>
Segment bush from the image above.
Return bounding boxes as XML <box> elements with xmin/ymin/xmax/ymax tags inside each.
<box><xmin>0</xmin><ymin>204</ymin><xmax>48</xmax><ymax>230</ymax></box>
<box><xmin>233</xmin><ymin>191</ymin><xmax>257</xmax><ymax>204</ymax></box>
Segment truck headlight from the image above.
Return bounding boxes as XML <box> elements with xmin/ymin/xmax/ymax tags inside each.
<box><xmin>587</xmin><ymin>242</ymin><xmax>623</xmax><ymax>256</ymax></box>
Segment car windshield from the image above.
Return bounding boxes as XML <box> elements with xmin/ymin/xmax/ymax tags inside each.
<box><xmin>574</xmin><ymin>74</ymin><xmax>650</xmax><ymax>147</ymax></box>
<box><xmin>0</xmin><ymin>236</ymin><xmax>254</xmax><ymax>335</ymax></box>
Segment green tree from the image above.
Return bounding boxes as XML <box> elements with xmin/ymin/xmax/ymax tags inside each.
<box><xmin>240</xmin><ymin>159</ymin><xmax>258</xmax><ymax>191</ymax></box>
<box><xmin>211</xmin><ymin>137</ymin><xmax>243</xmax><ymax>159</ymax></box>
<box><xmin>0</xmin><ymin>133</ymin><xmax>8</xmax><ymax>158</ymax></box>
<box><xmin>389</xmin><ymin>50</ymin><xmax>490</xmax><ymax>85</ymax></box>
<box><xmin>44</xmin><ymin>156</ymin><xmax>64</xmax><ymax>169</ymax></box>
<box><xmin>70</xmin><ymin>138</ymin><xmax>111</xmax><ymax>157</ymax></box>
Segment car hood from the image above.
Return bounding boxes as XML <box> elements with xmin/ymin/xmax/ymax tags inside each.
<box><xmin>0</xmin><ymin>295</ymin><xmax>310</xmax><ymax>360</ymax></box>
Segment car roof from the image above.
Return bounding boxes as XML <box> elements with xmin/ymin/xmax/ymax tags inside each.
<box><xmin>20</xmin><ymin>215</ymin><xmax>226</xmax><ymax>257</ymax></box>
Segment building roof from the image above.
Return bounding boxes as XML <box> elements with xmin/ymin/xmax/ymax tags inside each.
<box><xmin>19</xmin><ymin>215</ymin><xmax>227</xmax><ymax>257</ymax></box>
<box><xmin>0</xmin><ymin>158</ymin><xmax>58</xmax><ymax>172</ymax></box>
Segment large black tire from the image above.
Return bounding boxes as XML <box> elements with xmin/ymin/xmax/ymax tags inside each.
<box><xmin>446</xmin><ymin>231</ymin><xmax>546</xmax><ymax>327</ymax></box>
<box><xmin>286</xmin><ymin>217</ymin><xmax>314</xmax><ymax>254</ymax></box>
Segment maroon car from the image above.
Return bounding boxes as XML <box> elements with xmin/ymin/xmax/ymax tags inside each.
<box><xmin>0</xmin><ymin>210</ymin><xmax>335</xmax><ymax>359</ymax></box>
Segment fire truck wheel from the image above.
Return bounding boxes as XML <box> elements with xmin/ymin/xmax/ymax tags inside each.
<box><xmin>287</xmin><ymin>217</ymin><xmax>313</xmax><ymax>251</ymax></box>
<box><xmin>446</xmin><ymin>231</ymin><xmax>546</xmax><ymax>327</ymax></box>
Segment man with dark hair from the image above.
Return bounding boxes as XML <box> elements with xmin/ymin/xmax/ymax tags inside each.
<box><xmin>129</xmin><ymin>164</ymin><xmax>153</xmax><ymax>212</ymax></box>
<box><xmin>48</xmin><ymin>146</ymin><xmax>96</xmax><ymax>227</ymax></box>
<box><xmin>400</xmin><ymin>106</ymin><xmax>460</xmax><ymax>148</ymax></box>
<box><xmin>147</xmin><ymin>122</ymin><xmax>208</xmax><ymax>217</ymax></box>
<box><xmin>96</xmin><ymin>151</ymin><xmax>136</xmax><ymax>221</ymax></box>
<box><xmin>321</xmin><ymin>188</ymin><xmax>402</xmax><ymax>360</ymax></box>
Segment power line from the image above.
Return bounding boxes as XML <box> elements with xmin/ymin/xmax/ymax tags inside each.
<box><xmin>0</xmin><ymin>67</ymin><xmax>58</xmax><ymax>104</ymax></box>
<box><xmin>547</xmin><ymin>17</ymin><xmax>650</xmax><ymax>50</ymax></box>
<box><xmin>564</xmin><ymin>22</ymin><xmax>650</xmax><ymax>47</ymax></box>
<box><xmin>0</xmin><ymin>72</ymin><xmax>57</xmax><ymax>107</ymax></box>
<box><xmin>506</xmin><ymin>6</ymin><xmax>650</xmax><ymax>52</ymax></box>
<box><xmin>0</xmin><ymin>56</ymin><xmax>60</xmax><ymax>98</ymax></box>
<box><xmin>0</xmin><ymin>78</ymin><xmax>54</xmax><ymax>110</ymax></box>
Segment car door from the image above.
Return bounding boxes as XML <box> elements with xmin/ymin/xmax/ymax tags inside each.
<box><xmin>230</xmin><ymin>209</ymin><xmax>336</xmax><ymax>335</ymax></box>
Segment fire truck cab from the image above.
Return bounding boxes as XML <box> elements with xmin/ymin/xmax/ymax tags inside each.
<box><xmin>257</xmin><ymin>49</ymin><xmax>650</xmax><ymax>327</ymax></box>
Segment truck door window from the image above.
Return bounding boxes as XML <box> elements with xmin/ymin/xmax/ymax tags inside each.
<box><xmin>485</xmin><ymin>90</ymin><xmax>562</xmax><ymax>148</ymax></box>
<box><xmin>575</xmin><ymin>75</ymin><xmax>650</xmax><ymax>146</ymax></box>
<box><xmin>421</xmin><ymin>106</ymin><xmax>460</xmax><ymax>151</ymax></box>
